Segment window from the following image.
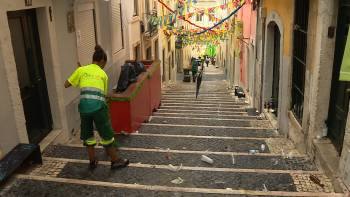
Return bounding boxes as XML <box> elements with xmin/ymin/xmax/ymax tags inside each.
<box><xmin>291</xmin><ymin>0</ymin><xmax>309</xmax><ymax>124</ymax></box>
<box><xmin>78</xmin><ymin>3</ymin><xmax>97</xmax><ymax>66</ymax></box>
<box><xmin>196</xmin><ymin>13</ymin><xmax>203</xmax><ymax>21</ymax></box>
<box><xmin>133</xmin><ymin>0</ymin><xmax>138</xmax><ymax>16</ymax></box>
<box><xmin>209</xmin><ymin>10</ymin><xmax>215</xmax><ymax>22</ymax></box>
<box><xmin>112</xmin><ymin>2</ymin><xmax>124</xmax><ymax>54</ymax></box>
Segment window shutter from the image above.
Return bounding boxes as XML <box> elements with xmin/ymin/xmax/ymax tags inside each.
<box><xmin>112</xmin><ymin>4</ymin><xmax>123</xmax><ymax>54</ymax></box>
<box><xmin>78</xmin><ymin>9</ymin><xmax>96</xmax><ymax>66</ymax></box>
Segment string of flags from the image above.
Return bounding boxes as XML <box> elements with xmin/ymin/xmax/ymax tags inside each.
<box><xmin>161</xmin><ymin>25</ymin><xmax>233</xmax><ymax>43</ymax></box>
<box><xmin>177</xmin><ymin>0</ymin><xmax>238</xmax><ymax>28</ymax></box>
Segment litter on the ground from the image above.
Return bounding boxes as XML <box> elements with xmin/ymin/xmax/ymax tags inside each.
<box><xmin>168</xmin><ymin>164</ymin><xmax>182</xmax><ymax>172</ymax></box>
<box><xmin>226</xmin><ymin>188</ymin><xmax>232</xmax><ymax>190</ymax></box>
<box><xmin>171</xmin><ymin>177</ymin><xmax>184</xmax><ymax>184</ymax></box>
<box><xmin>309</xmin><ymin>175</ymin><xmax>324</xmax><ymax>187</ymax></box>
<box><xmin>162</xmin><ymin>121</ymin><xmax>167</xmax><ymax>123</ymax></box>
<box><xmin>166</xmin><ymin>148</ymin><xmax>172</xmax><ymax>159</ymax></box>
<box><xmin>155</xmin><ymin>147</ymin><xmax>163</xmax><ymax>151</ymax></box>
<box><xmin>288</xmin><ymin>152</ymin><xmax>294</xmax><ymax>159</ymax></box>
<box><xmin>267</xmin><ymin>138</ymin><xmax>273</xmax><ymax>143</ymax></box>
<box><xmin>281</xmin><ymin>149</ymin><xmax>286</xmax><ymax>159</ymax></box>
<box><xmin>231</xmin><ymin>154</ymin><xmax>235</xmax><ymax>164</ymax></box>
<box><xmin>148</xmin><ymin>116</ymin><xmax>152</xmax><ymax>122</ymax></box>
<box><xmin>168</xmin><ymin>164</ymin><xmax>177</xmax><ymax>172</ymax></box>
<box><xmin>271</xmin><ymin>158</ymin><xmax>278</xmax><ymax>165</ymax></box>
<box><xmin>261</xmin><ymin>144</ymin><xmax>266</xmax><ymax>152</ymax></box>
<box><xmin>248</xmin><ymin>150</ymin><xmax>260</xmax><ymax>154</ymax></box>
<box><xmin>202</xmin><ymin>150</ymin><xmax>209</xmax><ymax>155</ymax></box>
<box><xmin>215</xmin><ymin>181</ymin><xmax>226</xmax><ymax>184</ymax></box>
<box><xmin>136</xmin><ymin>162</ymin><xmax>141</xmax><ymax>164</ymax></box>
<box><xmin>262</xmin><ymin>184</ymin><xmax>268</xmax><ymax>191</ymax></box>
<box><xmin>201</xmin><ymin>155</ymin><xmax>214</xmax><ymax>164</ymax></box>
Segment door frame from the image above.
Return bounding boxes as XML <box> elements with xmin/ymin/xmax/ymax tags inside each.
<box><xmin>0</xmin><ymin>4</ymin><xmax>69</xmax><ymax>148</ymax></box>
<box><xmin>327</xmin><ymin>2</ymin><xmax>350</xmax><ymax>154</ymax></box>
<box><xmin>8</xmin><ymin>9</ymin><xmax>53</xmax><ymax>144</ymax></box>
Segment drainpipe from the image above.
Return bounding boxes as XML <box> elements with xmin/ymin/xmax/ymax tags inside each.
<box><xmin>252</xmin><ymin>1</ymin><xmax>259</xmax><ymax>109</ymax></box>
<box><xmin>259</xmin><ymin>0</ymin><xmax>265</xmax><ymax>114</ymax></box>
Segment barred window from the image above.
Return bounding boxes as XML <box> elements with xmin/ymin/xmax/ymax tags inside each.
<box><xmin>291</xmin><ymin>0</ymin><xmax>309</xmax><ymax>124</ymax></box>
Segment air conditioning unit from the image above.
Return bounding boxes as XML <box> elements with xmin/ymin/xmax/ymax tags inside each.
<box><xmin>250</xmin><ymin>36</ymin><xmax>255</xmax><ymax>46</ymax></box>
<box><xmin>260</xmin><ymin>7</ymin><xmax>267</xmax><ymax>19</ymax></box>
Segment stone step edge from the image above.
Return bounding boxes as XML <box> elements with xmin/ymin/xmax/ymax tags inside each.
<box><xmin>156</xmin><ymin>109</ymin><xmax>247</xmax><ymax>113</ymax></box>
<box><xmin>12</xmin><ymin>174</ymin><xmax>342</xmax><ymax>197</ymax></box>
<box><xmin>153</xmin><ymin>112</ymin><xmax>252</xmax><ymax>117</ymax></box>
<box><xmin>159</xmin><ymin>106</ymin><xmax>245</xmax><ymax>109</ymax></box>
<box><xmin>161</xmin><ymin>100</ymin><xmax>245</xmax><ymax>103</ymax></box>
<box><xmin>143</xmin><ymin>123</ymin><xmax>273</xmax><ymax>130</ymax></box>
<box><xmin>150</xmin><ymin>116</ymin><xmax>267</xmax><ymax>122</ymax></box>
<box><xmin>117</xmin><ymin>133</ymin><xmax>271</xmax><ymax>140</ymax></box>
<box><xmin>43</xmin><ymin>157</ymin><xmax>323</xmax><ymax>175</ymax></box>
<box><xmin>63</xmin><ymin>144</ymin><xmax>307</xmax><ymax>157</ymax></box>
<box><xmin>161</xmin><ymin>103</ymin><xmax>247</xmax><ymax>106</ymax></box>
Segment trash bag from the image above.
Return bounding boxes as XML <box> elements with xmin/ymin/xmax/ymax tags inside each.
<box><xmin>117</xmin><ymin>63</ymin><xmax>139</xmax><ymax>92</ymax></box>
<box><xmin>134</xmin><ymin>59</ymin><xmax>147</xmax><ymax>76</ymax></box>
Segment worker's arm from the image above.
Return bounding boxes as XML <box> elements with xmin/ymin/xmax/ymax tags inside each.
<box><xmin>64</xmin><ymin>80</ymin><xmax>72</xmax><ymax>88</ymax></box>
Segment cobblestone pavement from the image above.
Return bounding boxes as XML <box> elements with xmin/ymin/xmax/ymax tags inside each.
<box><xmin>0</xmin><ymin>65</ymin><xmax>343</xmax><ymax>196</ymax></box>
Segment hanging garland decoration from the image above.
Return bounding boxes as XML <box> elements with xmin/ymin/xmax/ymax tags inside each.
<box><xmin>195</xmin><ymin>1</ymin><xmax>246</xmax><ymax>35</ymax></box>
<box><xmin>177</xmin><ymin>0</ymin><xmax>236</xmax><ymax>29</ymax></box>
<box><xmin>157</xmin><ymin>0</ymin><xmax>215</xmax><ymax>32</ymax></box>
<box><xmin>162</xmin><ymin>25</ymin><xmax>233</xmax><ymax>42</ymax></box>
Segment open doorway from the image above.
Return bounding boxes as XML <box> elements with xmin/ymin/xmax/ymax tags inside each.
<box><xmin>7</xmin><ymin>9</ymin><xmax>53</xmax><ymax>144</ymax></box>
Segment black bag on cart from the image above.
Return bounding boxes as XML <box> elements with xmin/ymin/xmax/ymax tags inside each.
<box><xmin>134</xmin><ymin>59</ymin><xmax>147</xmax><ymax>76</ymax></box>
<box><xmin>117</xmin><ymin>63</ymin><xmax>139</xmax><ymax>92</ymax></box>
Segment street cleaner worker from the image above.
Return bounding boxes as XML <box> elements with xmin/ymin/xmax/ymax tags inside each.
<box><xmin>64</xmin><ymin>45</ymin><xmax>129</xmax><ymax>170</ymax></box>
<box><xmin>191</xmin><ymin>57</ymin><xmax>198</xmax><ymax>82</ymax></box>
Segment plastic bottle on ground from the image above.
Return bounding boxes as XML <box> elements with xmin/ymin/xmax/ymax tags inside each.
<box><xmin>248</xmin><ymin>150</ymin><xmax>260</xmax><ymax>154</ymax></box>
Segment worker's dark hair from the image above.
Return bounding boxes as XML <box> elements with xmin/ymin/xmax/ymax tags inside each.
<box><xmin>93</xmin><ymin>45</ymin><xmax>107</xmax><ymax>62</ymax></box>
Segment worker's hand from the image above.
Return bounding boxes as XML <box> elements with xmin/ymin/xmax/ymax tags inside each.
<box><xmin>64</xmin><ymin>80</ymin><xmax>72</xmax><ymax>88</ymax></box>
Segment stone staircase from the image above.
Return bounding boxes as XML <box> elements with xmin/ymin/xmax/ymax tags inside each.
<box><xmin>0</xmin><ymin>67</ymin><xmax>343</xmax><ymax>196</ymax></box>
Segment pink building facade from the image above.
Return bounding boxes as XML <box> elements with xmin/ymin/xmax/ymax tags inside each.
<box><xmin>237</xmin><ymin>1</ymin><xmax>256</xmax><ymax>94</ymax></box>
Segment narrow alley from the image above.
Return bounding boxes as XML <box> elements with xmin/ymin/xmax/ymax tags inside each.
<box><xmin>0</xmin><ymin>65</ymin><xmax>342</xmax><ymax>196</ymax></box>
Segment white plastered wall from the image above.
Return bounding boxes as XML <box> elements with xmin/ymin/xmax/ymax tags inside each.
<box><xmin>0</xmin><ymin>0</ymin><xmax>70</xmax><ymax>156</ymax></box>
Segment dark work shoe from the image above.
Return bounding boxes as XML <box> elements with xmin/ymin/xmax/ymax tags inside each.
<box><xmin>90</xmin><ymin>157</ymin><xmax>98</xmax><ymax>169</ymax></box>
<box><xmin>111</xmin><ymin>157</ymin><xmax>129</xmax><ymax>169</ymax></box>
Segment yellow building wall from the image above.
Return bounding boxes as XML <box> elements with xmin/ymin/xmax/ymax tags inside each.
<box><xmin>263</xmin><ymin>0</ymin><xmax>293</xmax><ymax>57</ymax></box>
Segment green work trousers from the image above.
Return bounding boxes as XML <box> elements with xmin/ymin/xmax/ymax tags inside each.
<box><xmin>80</xmin><ymin>105</ymin><xmax>115</xmax><ymax>148</ymax></box>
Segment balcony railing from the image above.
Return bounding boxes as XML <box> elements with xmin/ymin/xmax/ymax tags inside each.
<box><xmin>143</xmin><ymin>12</ymin><xmax>158</xmax><ymax>38</ymax></box>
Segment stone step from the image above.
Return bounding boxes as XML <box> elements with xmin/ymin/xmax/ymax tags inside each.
<box><xmin>152</xmin><ymin>113</ymin><xmax>258</xmax><ymax>120</ymax></box>
<box><xmin>158</xmin><ymin>106</ymin><xmax>247</xmax><ymax>112</ymax></box>
<box><xmin>6</xmin><ymin>175</ymin><xmax>339</xmax><ymax>197</ymax></box>
<box><xmin>161</xmin><ymin>100</ymin><xmax>247</xmax><ymax>105</ymax></box>
<box><xmin>112</xmin><ymin>135</ymin><xmax>270</xmax><ymax>153</ymax></box>
<box><xmin>163</xmin><ymin>90</ymin><xmax>230</xmax><ymax>95</ymax></box>
<box><xmin>162</xmin><ymin>94</ymin><xmax>233</xmax><ymax>97</ymax></box>
<box><xmin>148</xmin><ymin>117</ymin><xmax>270</xmax><ymax>128</ymax></box>
<box><xmin>36</xmin><ymin>162</ymin><xmax>297</xmax><ymax>192</ymax></box>
<box><xmin>157</xmin><ymin>108</ymin><xmax>248</xmax><ymax>114</ymax></box>
<box><xmin>138</xmin><ymin>124</ymin><xmax>272</xmax><ymax>137</ymax></box>
<box><xmin>43</xmin><ymin>146</ymin><xmax>317</xmax><ymax>171</ymax></box>
<box><xmin>161</xmin><ymin>103</ymin><xmax>247</xmax><ymax>108</ymax></box>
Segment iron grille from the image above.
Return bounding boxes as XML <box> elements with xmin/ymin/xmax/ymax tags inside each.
<box><xmin>291</xmin><ymin>0</ymin><xmax>309</xmax><ymax>124</ymax></box>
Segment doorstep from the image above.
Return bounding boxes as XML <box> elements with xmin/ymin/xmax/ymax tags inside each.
<box><xmin>263</xmin><ymin>108</ymin><xmax>277</xmax><ymax>128</ymax></box>
<box><xmin>313</xmin><ymin>139</ymin><xmax>348</xmax><ymax>193</ymax></box>
<box><xmin>39</xmin><ymin>130</ymin><xmax>63</xmax><ymax>154</ymax></box>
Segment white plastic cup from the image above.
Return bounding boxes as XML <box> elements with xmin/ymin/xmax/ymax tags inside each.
<box><xmin>201</xmin><ymin>155</ymin><xmax>214</xmax><ymax>164</ymax></box>
<box><xmin>261</xmin><ymin>144</ymin><xmax>266</xmax><ymax>152</ymax></box>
